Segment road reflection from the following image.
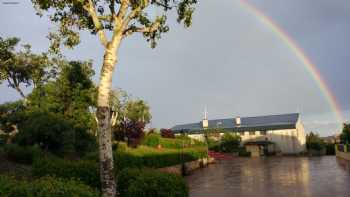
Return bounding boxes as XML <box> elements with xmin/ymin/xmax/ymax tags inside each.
<box><xmin>186</xmin><ymin>156</ymin><xmax>350</xmax><ymax>197</ymax></box>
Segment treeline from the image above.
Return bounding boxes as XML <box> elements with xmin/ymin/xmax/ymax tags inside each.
<box><xmin>0</xmin><ymin>36</ymin><xmax>151</xmax><ymax>157</ymax></box>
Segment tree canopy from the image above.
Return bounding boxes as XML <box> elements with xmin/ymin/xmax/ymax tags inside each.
<box><xmin>31</xmin><ymin>0</ymin><xmax>197</xmax><ymax>51</ymax></box>
<box><xmin>306</xmin><ymin>132</ymin><xmax>325</xmax><ymax>151</ymax></box>
<box><xmin>0</xmin><ymin>37</ymin><xmax>56</xmax><ymax>98</ymax></box>
<box><xmin>28</xmin><ymin>60</ymin><xmax>97</xmax><ymax>131</ymax></box>
<box><xmin>340</xmin><ymin>123</ymin><xmax>350</xmax><ymax>144</ymax></box>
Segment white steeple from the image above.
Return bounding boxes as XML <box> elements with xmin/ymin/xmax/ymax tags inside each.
<box><xmin>202</xmin><ymin>106</ymin><xmax>208</xmax><ymax>128</ymax></box>
<box><xmin>204</xmin><ymin>106</ymin><xmax>208</xmax><ymax>120</ymax></box>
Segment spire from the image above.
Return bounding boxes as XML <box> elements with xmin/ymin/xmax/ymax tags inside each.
<box><xmin>204</xmin><ymin>106</ymin><xmax>208</xmax><ymax>120</ymax></box>
<box><xmin>202</xmin><ymin>106</ymin><xmax>208</xmax><ymax>128</ymax></box>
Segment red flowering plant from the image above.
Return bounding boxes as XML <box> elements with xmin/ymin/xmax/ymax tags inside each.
<box><xmin>160</xmin><ymin>128</ymin><xmax>175</xmax><ymax>138</ymax></box>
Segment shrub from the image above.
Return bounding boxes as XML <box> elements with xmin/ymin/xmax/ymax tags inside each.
<box><xmin>15</xmin><ymin>111</ymin><xmax>75</xmax><ymax>154</ymax></box>
<box><xmin>0</xmin><ymin>176</ymin><xmax>99</xmax><ymax>197</ymax></box>
<box><xmin>117</xmin><ymin>168</ymin><xmax>188</xmax><ymax>197</ymax></box>
<box><xmin>35</xmin><ymin>145</ymin><xmax>207</xmax><ymax>188</ymax></box>
<box><xmin>32</xmin><ymin>157</ymin><xmax>100</xmax><ymax>188</ymax></box>
<box><xmin>238</xmin><ymin>147</ymin><xmax>251</xmax><ymax>157</ymax></box>
<box><xmin>207</xmin><ymin>138</ymin><xmax>221</xmax><ymax>152</ymax></box>
<box><xmin>125</xmin><ymin>121</ymin><xmax>145</xmax><ymax>148</ymax></box>
<box><xmin>142</xmin><ymin>134</ymin><xmax>205</xmax><ymax>149</ymax></box>
<box><xmin>220</xmin><ymin>133</ymin><xmax>241</xmax><ymax>153</ymax></box>
<box><xmin>15</xmin><ymin>111</ymin><xmax>96</xmax><ymax>156</ymax></box>
<box><xmin>3</xmin><ymin>144</ymin><xmax>41</xmax><ymax>164</ymax></box>
<box><xmin>160</xmin><ymin>128</ymin><xmax>175</xmax><ymax>138</ymax></box>
<box><xmin>159</xmin><ymin>137</ymin><xmax>205</xmax><ymax>149</ymax></box>
<box><xmin>115</xmin><ymin>145</ymin><xmax>207</xmax><ymax>170</ymax></box>
<box><xmin>74</xmin><ymin>127</ymin><xmax>98</xmax><ymax>156</ymax></box>
<box><xmin>0</xmin><ymin>134</ymin><xmax>9</xmax><ymax>145</ymax></box>
<box><xmin>142</xmin><ymin>133</ymin><xmax>160</xmax><ymax>147</ymax></box>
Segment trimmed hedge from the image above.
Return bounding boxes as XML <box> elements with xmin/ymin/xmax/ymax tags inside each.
<box><xmin>142</xmin><ymin>134</ymin><xmax>206</xmax><ymax>149</ymax></box>
<box><xmin>0</xmin><ymin>176</ymin><xmax>99</xmax><ymax>197</ymax></box>
<box><xmin>32</xmin><ymin>145</ymin><xmax>207</xmax><ymax>189</ymax></box>
<box><xmin>115</xmin><ymin>145</ymin><xmax>207</xmax><ymax>170</ymax></box>
<box><xmin>3</xmin><ymin>144</ymin><xmax>41</xmax><ymax>164</ymax></box>
<box><xmin>117</xmin><ymin>168</ymin><xmax>188</xmax><ymax>197</ymax></box>
<box><xmin>32</xmin><ymin>157</ymin><xmax>100</xmax><ymax>188</ymax></box>
<box><xmin>84</xmin><ymin>144</ymin><xmax>208</xmax><ymax>170</ymax></box>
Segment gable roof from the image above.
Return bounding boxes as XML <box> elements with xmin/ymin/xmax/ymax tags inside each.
<box><xmin>171</xmin><ymin>113</ymin><xmax>299</xmax><ymax>133</ymax></box>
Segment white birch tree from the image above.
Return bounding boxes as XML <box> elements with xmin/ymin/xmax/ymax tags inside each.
<box><xmin>30</xmin><ymin>0</ymin><xmax>197</xmax><ymax>196</ymax></box>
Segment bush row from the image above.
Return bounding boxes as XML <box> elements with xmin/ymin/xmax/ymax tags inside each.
<box><xmin>32</xmin><ymin>145</ymin><xmax>207</xmax><ymax>188</ymax></box>
<box><xmin>117</xmin><ymin>168</ymin><xmax>188</xmax><ymax>197</ymax></box>
<box><xmin>115</xmin><ymin>145</ymin><xmax>207</xmax><ymax>169</ymax></box>
<box><xmin>32</xmin><ymin>156</ymin><xmax>100</xmax><ymax>188</ymax></box>
<box><xmin>2</xmin><ymin>144</ymin><xmax>41</xmax><ymax>164</ymax></box>
<box><xmin>142</xmin><ymin>133</ymin><xmax>206</xmax><ymax>149</ymax></box>
<box><xmin>0</xmin><ymin>176</ymin><xmax>99</xmax><ymax>197</ymax></box>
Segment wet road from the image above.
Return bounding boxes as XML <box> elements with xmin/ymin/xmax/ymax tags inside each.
<box><xmin>186</xmin><ymin>156</ymin><xmax>350</xmax><ymax>197</ymax></box>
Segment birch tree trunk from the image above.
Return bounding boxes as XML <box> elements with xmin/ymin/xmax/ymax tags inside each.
<box><xmin>96</xmin><ymin>41</ymin><xmax>121</xmax><ymax>197</ymax></box>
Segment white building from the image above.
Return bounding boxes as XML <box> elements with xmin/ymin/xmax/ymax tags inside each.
<box><xmin>171</xmin><ymin>113</ymin><xmax>306</xmax><ymax>155</ymax></box>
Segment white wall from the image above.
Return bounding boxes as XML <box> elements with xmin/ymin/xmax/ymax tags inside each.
<box><xmin>186</xmin><ymin>121</ymin><xmax>307</xmax><ymax>154</ymax></box>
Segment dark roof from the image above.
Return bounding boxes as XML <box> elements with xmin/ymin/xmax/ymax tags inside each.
<box><xmin>171</xmin><ymin>113</ymin><xmax>299</xmax><ymax>134</ymax></box>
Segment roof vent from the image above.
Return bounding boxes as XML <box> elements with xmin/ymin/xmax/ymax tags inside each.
<box><xmin>235</xmin><ymin>117</ymin><xmax>241</xmax><ymax>126</ymax></box>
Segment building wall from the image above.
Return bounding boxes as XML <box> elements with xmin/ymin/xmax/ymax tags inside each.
<box><xmin>187</xmin><ymin>120</ymin><xmax>306</xmax><ymax>154</ymax></box>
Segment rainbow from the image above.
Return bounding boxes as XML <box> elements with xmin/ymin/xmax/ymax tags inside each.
<box><xmin>240</xmin><ymin>0</ymin><xmax>344</xmax><ymax>124</ymax></box>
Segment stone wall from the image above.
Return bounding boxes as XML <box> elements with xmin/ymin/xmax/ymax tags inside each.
<box><xmin>158</xmin><ymin>157</ymin><xmax>214</xmax><ymax>176</ymax></box>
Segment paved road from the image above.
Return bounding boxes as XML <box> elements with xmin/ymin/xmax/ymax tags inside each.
<box><xmin>186</xmin><ymin>156</ymin><xmax>350</xmax><ymax>197</ymax></box>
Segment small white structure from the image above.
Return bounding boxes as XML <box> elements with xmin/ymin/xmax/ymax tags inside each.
<box><xmin>172</xmin><ymin>113</ymin><xmax>306</xmax><ymax>155</ymax></box>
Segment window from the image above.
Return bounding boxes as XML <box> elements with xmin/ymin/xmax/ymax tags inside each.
<box><xmin>249</xmin><ymin>131</ymin><xmax>255</xmax><ymax>136</ymax></box>
<box><xmin>260</xmin><ymin>130</ymin><xmax>267</xmax><ymax>135</ymax></box>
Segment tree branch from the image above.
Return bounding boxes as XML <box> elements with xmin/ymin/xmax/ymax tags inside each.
<box><xmin>98</xmin><ymin>15</ymin><xmax>113</xmax><ymax>21</ymax></box>
<box><xmin>116</xmin><ymin>0</ymin><xmax>129</xmax><ymax>21</ymax></box>
<box><xmin>83</xmin><ymin>0</ymin><xmax>109</xmax><ymax>47</ymax></box>
<box><xmin>122</xmin><ymin>7</ymin><xmax>142</xmax><ymax>28</ymax></box>
<box><xmin>123</xmin><ymin>22</ymin><xmax>161</xmax><ymax>37</ymax></box>
<box><xmin>7</xmin><ymin>78</ymin><xmax>25</xmax><ymax>98</ymax></box>
<box><xmin>151</xmin><ymin>0</ymin><xmax>174</xmax><ymax>10</ymax></box>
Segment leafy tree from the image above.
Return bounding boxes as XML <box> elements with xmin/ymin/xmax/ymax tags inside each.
<box><xmin>340</xmin><ymin>123</ymin><xmax>350</xmax><ymax>144</ymax></box>
<box><xmin>0</xmin><ymin>37</ymin><xmax>56</xmax><ymax>98</ymax></box>
<box><xmin>31</xmin><ymin>0</ymin><xmax>197</xmax><ymax>195</ymax></box>
<box><xmin>306</xmin><ymin>132</ymin><xmax>325</xmax><ymax>151</ymax></box>
<box><xmin>28</xmin><ymin>60</ymin><xmax>97</xmax><ymax>132</ymax></box>
<box><xmin>124</xmin><ymin>99</ymin><xmax>151</xmax><ymax>123</ymax></box>
<box><xmin>109</xmin><ymin>89</ymin><xmax>151</xmax><ymax>124</ymax></box>
<box><xmin>110</xmin><ymin>89</ymin><xmax>151</xmax><ymax>143</ymax></box>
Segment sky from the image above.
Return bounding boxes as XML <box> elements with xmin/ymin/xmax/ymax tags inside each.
<box><xmin>0</xmin><ymin>0</ymin><xmax>349</xmax><ymax>136</ymax></box>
